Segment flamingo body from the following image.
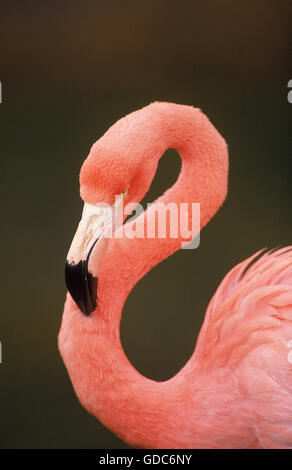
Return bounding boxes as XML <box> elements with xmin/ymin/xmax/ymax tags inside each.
<box><xmin>59</xmin><ymin>102</ymin><xmax>292</xmax><ymax>448</ymax></box>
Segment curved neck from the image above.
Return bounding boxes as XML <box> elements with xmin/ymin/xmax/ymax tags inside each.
<box><xmin>60</xmin><ymin>103</ymin><xmax>229</xmax><ymax>448</ymax></box>
<box><xmin>102</xmin><ymin>103</ymin><xmax>228</xmax><ymax>311</ymax></box>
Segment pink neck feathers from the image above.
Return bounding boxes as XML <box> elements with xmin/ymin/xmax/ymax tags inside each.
<box><xmin>60</xmin><ymin>102</ymin><xmax>229</xmax><ymax>448</ymax></box>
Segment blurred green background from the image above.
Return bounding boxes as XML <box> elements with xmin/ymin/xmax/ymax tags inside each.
<box><xmin>0</xmin><ymin>0</ymin><xmax>291</xmax><ymax>448</ymax></box>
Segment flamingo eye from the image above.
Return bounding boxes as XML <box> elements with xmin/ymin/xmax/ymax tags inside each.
<box><xmin>120</xmin><ymin>189</ymin><xmax>128</xmax><ymax>197</ymax></box>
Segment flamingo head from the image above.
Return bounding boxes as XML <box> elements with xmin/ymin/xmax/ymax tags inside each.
<box><xmin>65</xmin><ymin>122</ymin><xmax>159</xmax><ymax>316</ymax></box>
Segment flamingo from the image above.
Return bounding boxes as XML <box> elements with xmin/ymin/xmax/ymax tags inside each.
<box><xmin>59</xmin><ymin>102</ymin><xmax>292</xmax><ymax>449</ymax></box>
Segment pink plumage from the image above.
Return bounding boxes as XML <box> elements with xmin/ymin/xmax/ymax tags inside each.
<box><xmin>59</xmin><ymin>102</ymin><xmax>292</xmax><ymax>448</ymax></box>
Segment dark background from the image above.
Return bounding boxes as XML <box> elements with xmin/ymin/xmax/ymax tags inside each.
<box><xmin>0</xmin><ymin>0</ymin><xmax>291</xmax><ymax>448</ymax></box>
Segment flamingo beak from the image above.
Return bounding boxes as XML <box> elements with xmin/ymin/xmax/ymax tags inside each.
<box><xmin>65</xmin><ymin>202</ymin><xmax>114</xmax><ymax>316</ymax></box>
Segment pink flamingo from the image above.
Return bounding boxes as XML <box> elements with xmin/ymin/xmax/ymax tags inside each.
<box><xmin>59</xmin><ymin>102</ymin><xmax>292</xmax><ymax>449</ymax></box>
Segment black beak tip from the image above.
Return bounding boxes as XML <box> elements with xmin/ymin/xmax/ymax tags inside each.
<box><xmin>65</xmin><ymin>260</ymin><xmax>98</xmax><ymax>316</ymax></box>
